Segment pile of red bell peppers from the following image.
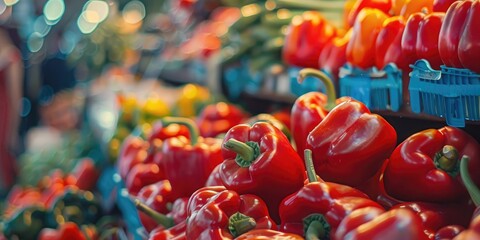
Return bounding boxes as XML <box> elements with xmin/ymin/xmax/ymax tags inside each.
<box><xmin>113</xmin><ymin>87</ymin><xmax>480</xmax><ymax>240</ymax></box>
<box><xmin>283</xmin><ymin>0</ymin><xmax>480</xmax><ymax>77</ymax></box>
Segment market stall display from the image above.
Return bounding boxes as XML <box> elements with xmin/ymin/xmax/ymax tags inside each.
<box><xmin>1</xmin><ymin>0</ymin><xmax>480</xmax><ymax>239</ymax></box>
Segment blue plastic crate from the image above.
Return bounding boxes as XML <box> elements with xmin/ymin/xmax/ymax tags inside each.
<box><xmin>409</xmin><ymin>59</ymin><xmax>480</xmax><ymax>127</ymax></box>
<box><xmin>289</xmin><ymin>67</ymin><xmax>327</xmax><ymax>96</ymax></box>
<box><xmin>339</xmin><ymin>63</ymin><xmax>402</xmax><ymax>111</ymax></box>
<box><xmin>98</xmin><ymin>167</ymin><xmax>147</xmax><ymax>240</ymax></box>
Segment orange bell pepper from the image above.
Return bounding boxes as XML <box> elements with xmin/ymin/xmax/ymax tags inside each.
<box><xmin>391</xmin><ymin>0</ymin><xmax>408</xmax><ymax>15</ymax></box>
<box><xmin>346</xmin><ymin>8</ymin><xmax>390</xmax><ymax>69</ymax></box>
<box><xmin>347</xmin><ymin>0</ymin><xmax>392</xmax><ymax>27</ymax></box>
<box><xmin>400</xmin><ymin>0</ymin><xmax>434</xmax><ymax>19</ymax></box>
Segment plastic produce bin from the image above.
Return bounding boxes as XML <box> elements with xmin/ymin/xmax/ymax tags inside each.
<box><xmin>339</xmin><ymin>63</ymin><xmax>403</xmax><ymax>111</ymax></box>
<box><xmin>409</xmin><ymin>59</ymin><xmax>480</xmax><ymax>127</ymax></box>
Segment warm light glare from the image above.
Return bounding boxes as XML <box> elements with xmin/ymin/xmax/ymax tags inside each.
<box><xmin>43</xmin><ymin>0</ymin><xmax>65</xmax><ymax>22</ymax></box>
<box><xmin>78</xmin><ymin>12</ymin><xmax>99</xmax><ymax>34</ymax></box>
<box><xmin>83</xmin><ymin>0</ymin><xmax>109</xmax><ymax>24</ymax></box>
<box><xmin>122</xmin><ymin>1</ymin><xmax>145</xmax><ymax>24</ymax></box>
<box><xmin>3</xmin><ymin>0</ymin><xmax>19</xmax><ymax>7</ymax></box>
<box><xmin>241</xmin><ymin>4</ymin><xmax>260</xmax><ymax>17</ymax></box>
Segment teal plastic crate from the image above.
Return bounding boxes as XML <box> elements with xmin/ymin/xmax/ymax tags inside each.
<box><xmin>289</xmin><ymin>67</ymin><xmax>327</xmax><ymax>96</ymax></box>
<box><xmin>409</xmin><ymin>59</ymin><xmax>480</xmax><ymax>127</ymax></box>
<box><xmin>339</xmin><ymin>63</ymin><xmax>402</xmax><ymax>111</ymax></box>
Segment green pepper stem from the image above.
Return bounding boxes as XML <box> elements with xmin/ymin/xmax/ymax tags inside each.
<box><xmin>460</xmin><ymin>155</ymin><xmax>480</xmax><ymax>207</ymax></box>
<box><xmin>228</xmin><ymin>212</ymin><xmax>257</xmax><ymax>238</ymax></box>
<box><xmin>304</xmin><ymin>149</ymin><xmax>318</xmax><ymax>183</ymax></box>
<box><xmin>133</xmin><ymin>199</ymin><xmax>175</xmax><ymax>228</ymax></box>
<box><xmin>297</xmin><ymin>68</ymin><xmax>337</xmax><ymax>111</ymax></box>
<box><xmin>223</xmin><ymin>139</ymin><xmax>260</xmax><ymax>167</ymax></box>
<box><xmin>161</xmin><ymin>117</ymin><xmax>199</xmax><ymax>145</ymax></box>
<box><xmin>434</xmin><ymin>145</ymin><xmax>460</xmax><ymax>176</ymax></box>
<box><xmin>303</xmin><ymin>214</ymin><xmax>330</xmax><ymax>240</ymax></box>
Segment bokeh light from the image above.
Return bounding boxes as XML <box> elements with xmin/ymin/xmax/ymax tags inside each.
<box><xmin>33</xmin><ymin>16</ymin><xmax>51</xmax><ymax>37</ymax></box>
<box><xmin>77</xmin><ymin>11</ymin><xmax>99</xmax><ymax>34</ymax></box>
<box><xmin>83</xmin><ymin>0</ymin><xmax>109</xmax><ymax>24</ymax></box>
<box><xmin>3</xmin><ymin>0</ymin><xmax>19</xmax><ymax>7</ymax></box>
<box><xmin>43</xmin><ymin>0</ymin><xmax>65</xmax><ymax>22</ymax></box>
<box><xmin>27</xmin><ymin>32</ymin><xmax>44</xmax><ymax>52</ymax></box>
<box><xmin>122</xmin><ymin>1</ymin><xmax>145</xmax><ymax>24</ymax></box>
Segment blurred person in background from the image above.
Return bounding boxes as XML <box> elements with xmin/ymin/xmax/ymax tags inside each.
<box><xmin>0</xmin><ymin>25</ymin><xmax>23</xmax><ymax>194</ymax></box>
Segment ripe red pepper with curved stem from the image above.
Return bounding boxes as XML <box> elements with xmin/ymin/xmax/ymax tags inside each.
<box><xmin>186</xmin><ymin>189</ymin><xmax>277</xmax><ymax>239</ymax></box>
<box><xmin>291</xmin><ymin>69</ymin><xmax>351</xmax><ymax>159</ymax></box>
<box><xmin>384</xmin><ymin>126</ymin><xmax>480</xmax><ymax>203</ymax></box>
<box><xmin>335</xmin><ymin>207</ymin><xmax>427</xmax><ymax>240</ymax></box>
<box><xmin>134</xmin><ymin>196</ymin><xmax>189</xmax><ymax>234</ymax></box>
<box><xmin>196</xmin><ymin>102</ymin><xmax>247</xmax><ymax>138</ymax></box>
<box><xmin>279</xmin><ymin>150</ymin><xmax>384</xmax><ymax>238</ymax></box>
<box><xmin>160</xmin><ymin>117</ymin><xmax>223</xmax><ymax>199</ymax></box>
<box><xmin>305</xmin><ymin>98</ymin><xmax>397</xmax><ymax>187</ymax></box>
<box><xmin>220</xmin><ymin>122</ymin><xmax>305</xmax><ymax>223</ymax></box>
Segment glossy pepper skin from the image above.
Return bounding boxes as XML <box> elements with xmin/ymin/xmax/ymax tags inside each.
<box><xmin>236</xmin><ymin>229</ymin><xmax>304</xmax><ymax>240</ymax></box>
<box><xmin>186</xmin><ymin>189</ymin><xmax>276</xmax><ymax>239</ymax></box>
<box><xmin>205</xmin><ymin>164</ymin><xmax>223</xmax><ymax>187</ymax></box>
<box><xmin>433</xmin><ymin>0</ymin><xmax>459</xmax><ymax>12</ymax></box>
<box><xmin>318</xmin><ymin>29</ymin><xmax>352</xmax><ymax>83</ymax></box>
<box><xmin>149</xmin><ymin>220</ymin><xmax>187</xmax><ymax>240</ymax></box>
<box><xmin>438</xmin><ymin>1</ymin><xmax>472</xmax><ymax>68</ymax></box>
<box><xmin>335</xmin><ymin>207</ymin><xmax>428</xmax><ymax>240</ymax></box>
<box><xmin>375</xmin><ymin>16</ymin><xmax>411</xmax><ymax>71</ymax></box>
<box><xmin>279</xmin><ymin>151</ymin><xmax>384</xmax><ymax>238</ymax></box>
<box><xmin>435</xmin><ymin>225</ymin><xmax>465</xmax><ymax>240</ymax></box>
<box><xmin>400</xmin><ymin>0</ymin><xmax>434</xmax><ymax>20</ymax></box>
<box><xmin>283</xmin><ymin>11</ymin><xmax>337</xmax><ymax>68</ymax></box>
<box><xmin>196</xmin><ymin>102</ymin><xmax>246</xmax><ymax>138</ymax></box>
<box><xmin>346</xmin><ymin>8</ymin><xmax>390</xmax><ymax>69</ymax></box>
<box><xmin>161</xmin><ymin>117</ymin><xmax>223</xmax><ymax>199</ymax></box>
<box><xmin>126</xmin><ymin>163</ymin><xmax>165</xmax><ymax>195</ymax></box>
<box><xmin>291</xmin><ymin>69</ymin><xmax>350</xmax><ymax>159</ymax></box>
<box><xmin>401</xmin><ymin>12</ymin><xmax>445</xmax><ymax>69</ymax></box>
<box><xmin>136</xmin><ymin>180</ymin><xmax>176</xmax><ymax>232</ymax></box>
<box><xmin>458</xmin><ymin>0</ymin><xmax>480</xmax><ymax>73</ymax></box>
<box><xmin>220</xmin><ymin>122</ymin><xmax>305</xmax><ymax>223</ymax></box>
<box><xmin>306</xmin><ymin>99</ymin><xmax>397</xmax><ymax>187</ymax></box>
<box><xmin>117</xmin><ymin>136</ymin><xmax>150</xmax><ymax>179</ymax></box>
<box><xmin>347</xmin><ymin>0</ymin><xmax>392</xmax><ymax>27</ymax></box>
<box><xmin>384</xmin><ymin>126</ymin><xmax>480</xmax><ymax>203</ymax></box>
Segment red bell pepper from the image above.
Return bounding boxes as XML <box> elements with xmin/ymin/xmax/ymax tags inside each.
<box><xmin>70</xmin><ymin>158</ymin><xmax>99</xmax><ymax>191</ymax></box>
<box><xmin>135</xmin><ymin>196</ymin><xmax>189</xmax><ymax>233</ymax></box>
<box><xmin>220</xmin><ymin>122</ymin><xmax>305</xmax><ymax>223</ymax></box>
<box><xmin>347</xmin><ymin>0</ymin><xmax>392</xmax><ymax>27</ymax></box>
<box><xmin>291</xmin><ymin>68</ymin><xmax>351</xmax><ymax>159</ymax></box>
<box><xmin>135</xmin><ymin>180</ymin><xmax>176</xmax><ymax>232</ymax></box>
<box><xmin>148</xmin><ymin>121</ymin><xmax>190</xmax><ymax>144</ymax></box>
<box><xmin>346</xmin><ymin>8</ymin><xmax>390</xmax><ymax>69</ymax></box>
<box><xmin>204</xmin><ymin>164</ymin><xmax>223</xmax><ymax>187</ymax></box>
<box><xmin>186</xmin><ymin>189</ymin><xmax>277</xmax><ymax>239</ymax></box>
<box><xmin>117</xmin><ymin>136</ymin><xmax>150</xmax><ymax>179</ymax></box>
<box><xmin>458</xmin><ymin>0</ymin><xmax>480</xmax><ymax>73</ymax></box>
<box><xmin>435</xmin><ymin>225</ymin><xmax>465</xmax><ymax>240</ymax></box>
<box><xmin>305</xmin><ymin>98</ymin><xmax>397</xmax><ymax>187</ymax></box>
<box><xmin>38</xmin><ymin>222</ymin><xmax>88</xmax><ymax>240</ymax></box>
<box><xmin>196</xmin><ymin>102</ymin><xmax>247</xmax><ymax>138</ymax></box>
<box><xmin>149</xmin><ymin>220</ymin><xmax>187</xmax><ymax>240</ymax></box>
<box><xmin>161</xmin><ymin>117</ymin><xmax>223</xmax><ymax>199</ymax></box>
<box><xmin>125</xmin><ymin>163</ymin><xmax>166</xmax><ymax>195</ymax></box>
<box><xmin>318</xmin><ymin>29</ymin><xmax>352</xmax><ymax>82</ymax></box>
<box><xmin>236</xmin><ymin>229</ymin><xmax>304</xmax><ymax>240</ymax></box>
<box><xmin>279</xmin><ymin>150</ymin><xmax>384</xmax><ymax>238</ymax></box>
<box><xmin>335</xmin><ymin>207</ymin><xmax>427</xmax><ymax>240</ymax></box>
<box><xmin>375</xmin><ymin>16</ymin><xmax>411</xmax><ymax>71</ymax></box>
<box><xmin>433</xmin><ymin>0</ymin><xmax>459</xmax><ymax>12</ymax></box>
<box><xmin>282</xmin><ymin>11</ymin><xmax>337</xmax><ymax>68</ymax></box>
<box><xmin>439</xmin><ymin>0</ymin><xmax>473</xmax><ymax>68</ymax></box>
<box><xmin>401</xmin><ymin>12</ymin><xmax>445</xmax><ymax>69</ymax></box>
<box><xmin>384</xmin><ymin>126</ymin><xmax>480</xmax><ymax>203</ymax></box>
